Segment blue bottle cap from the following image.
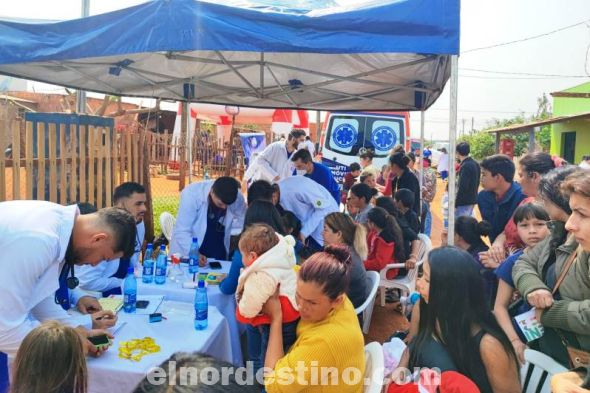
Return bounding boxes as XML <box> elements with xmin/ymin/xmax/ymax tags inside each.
<box><xmin>192</xmin><ymin>237</ymin><xmax>198</xmax><ymax>242</ymax></box>
<box><xmin>198</xmin><ymin>280</ymin><xmax>205</xmax><ymax>288</ymax></box>
<box><xmin>160</xmin><ymin>245</ymin><xmax>166</xmax><ymax>250</ymax></box>
<box><xmin>146</xmin><ymin>243</ymin><xmax>153</xmax><ymax>248</ymax></box>
<box><xmin>127</xmin><ymin>266</ymin><xmax>134</xmax><ymax>274</ymax></box>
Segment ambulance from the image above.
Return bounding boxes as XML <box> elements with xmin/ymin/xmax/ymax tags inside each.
<box><xmin>318</xmin><ymin>111</ymin><xmax>410</xmax><ymax>182</ymax></box>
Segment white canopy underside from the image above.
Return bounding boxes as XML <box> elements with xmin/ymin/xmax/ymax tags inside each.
<box><xmin>0</xmin><ymin>51</ymin><xmax>450</xmax><ymax>111</ymax></box>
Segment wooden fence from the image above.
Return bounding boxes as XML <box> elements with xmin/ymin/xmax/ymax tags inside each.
<box><xmin>0</xmin><ymin>116</ymin><xmax>148</xmax><ymax>206</ymax></box>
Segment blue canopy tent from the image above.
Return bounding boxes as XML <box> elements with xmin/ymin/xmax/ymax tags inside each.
<box><xmin>0</xmin><ymin>0</ymin><xmax>462</xmax><ymax>240</ymax></box>
<box><xmin>0</xmin><ymin>0</ymin><xmax>459</xmax><ymax>111</ymax></box>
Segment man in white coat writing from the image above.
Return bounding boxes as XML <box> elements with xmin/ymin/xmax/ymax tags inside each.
<box><xmin>277</xmin><ymin>176</ymin><xmax>339</xmax><ymax>251</ymax></box>
<box><xmin>244</xmin><ymin>129</ymin><xmax>306</xmax><ymax>183</ymax></box>
<box><xmin>170</xmin><ymin>177</ymin><xmax>246</xmax><ymax>262</ymax></box>
<box><xmin>0</xmin><ymin>200</ymin><xmax>137</xmax><ymax>358</ymax></box>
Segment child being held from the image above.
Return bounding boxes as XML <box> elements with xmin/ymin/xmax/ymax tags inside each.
<box><xmin>236</xmin><ymin>224</ymin><xmax>299</xmax><ymax>363</ymax></box>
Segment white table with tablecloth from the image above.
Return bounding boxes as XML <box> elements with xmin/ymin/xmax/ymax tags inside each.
<box><xmin>137</xmin><ymin>261</ymin><xmax>244</xmax><ymax>366</ymax></box>
<box><xmin>86</xmin><ymin>301</ymin><xmax>232</xmax><ymax>393</ymax></box>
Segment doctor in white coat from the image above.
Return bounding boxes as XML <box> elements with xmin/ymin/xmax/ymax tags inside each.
<box><xmin>244</xmin><ymin>129</ymin><xmax>307</xmax><ymax>183</ymax></box>
<box><xmin>277</xmin><ymin>176</ymin><xmax>339</xmax><ymax>250</ymax></box>
<box><xmin>76</xmin><ymin>182</ymin><xmax>147</xmax><ymax>295</ymax></box>
<box><xmin>170</xmin><ymin>177</ymin><xmax>246</xmax><ymax>261</ymax></box>
<box><xmin>0</xmin><ymin>201</ymin><xmax>137</xmax><ymax>357</ymax></box>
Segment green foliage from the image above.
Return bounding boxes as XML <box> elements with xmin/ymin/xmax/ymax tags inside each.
<box><xmin>467</xmin><ymin>94</ymin><xmax>554</xmax><ymax>157</ymax></box>
<box><xmin>151</xmin><ymin>196</ymin><xmax>179</xmax><ymax>236</ymax></box>
<box><xmin>458</xmin><ymin>132</ymin><xmax>495</xmax><ymax>160</ymax></box>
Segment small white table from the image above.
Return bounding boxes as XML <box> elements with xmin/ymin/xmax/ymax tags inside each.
<box><xmin>86</xmin><ymin>301</ymin><xmax>232</xmax><ymax>393</ymax></box>
<box><xmin>137</xmin><ymin>261</ymin><xmax>244</xmax><ymax>365</ymax></box>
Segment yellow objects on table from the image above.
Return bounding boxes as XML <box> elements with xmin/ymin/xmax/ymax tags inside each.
<box><xmin>118</xmin><ymin>337</ymin><xmax>160</xmax><ymax>361</ymax></box>
<box><xmin>98</xmin><ymin>297</ymin><xmax>124</xmax><ymax>313</ymax></box>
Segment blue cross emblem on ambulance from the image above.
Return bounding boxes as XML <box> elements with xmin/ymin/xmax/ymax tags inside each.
<box><xmin>371</xmin><ymin>126</ymin><xmax>396</xmax><ymax>151</ymax></box>
<box><xmin>332</xmin><ymin>123</ymin><xmax>357</xmax><ymax>148</ymax></box>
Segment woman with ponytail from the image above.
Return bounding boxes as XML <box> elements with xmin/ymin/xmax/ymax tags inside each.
<box><xmin>364</xmin><ymin>207</ymin><xmax>405</xmax><ymax>278</ymax></box>
<box><xmin>262</xmin><ymin>245</ymin><xmax>365</xmax><ymax>392</ymax></box>
<box><xmin>323</xmin><ymin>212</ymin><xmax>370</xmax><ymax>309</ymax></box>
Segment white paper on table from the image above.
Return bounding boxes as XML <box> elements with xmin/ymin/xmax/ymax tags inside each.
<box><xmin>112</xmin><ymin>295</ymin><xmax>165</xmax><ymax>315</ymax></box>
<box><xmin>514</xmin><ymin>308</ymin><xmax>544</xmax><ymax>343</ymax></box>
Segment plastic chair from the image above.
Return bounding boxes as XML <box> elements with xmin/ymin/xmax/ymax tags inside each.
<box><xmin>364</xmin><ymin>342</ymin><xmax>384</xmax><ymax>393</ymax></box>
<box><xmin>378</xmin><ymin>234</ymin><xmax>432</xmax><ymax>310</ymax></box>
<box><xmin>355</xmin><ymin>271</ymin><xmax>380</xmax><ymax>334</ymax></box>
<box><xmin>521</xmin><ymin>349</ymin><xmax>568</xmax><ymax>393</ymax></box>
<box><xmin>159</xmin><ymin>212</ymin><xmax>176</xmax><ymax>242</ymax></box>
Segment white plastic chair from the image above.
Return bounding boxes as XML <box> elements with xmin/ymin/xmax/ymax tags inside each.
<box><xmin>521</xmin><ymin>349</ymin><xmax>568</xmax><ymax>393</ymax></box>
<box><xmin>364</xmin><ymin>342</ymin><xmax>384</xmax><ymax>393</ymax></box>
<box><xmin>355</xmin><ymin>271</ymin><xmax>380</xmax><ymax>334</ymax></box>
<box><xmin>159</xmin><ymin>212</ymin><xmax>176</xmax><ymax>242</ymax></box>
<box><xmin>378</xmin><ymin>233</ymin><xmax>432</xmax><ymax>310</ymax></box>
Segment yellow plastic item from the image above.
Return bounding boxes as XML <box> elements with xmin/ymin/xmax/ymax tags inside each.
<box><xmin>118</xmin><ymin>337</ymin><xmax>160</xmax><ymax>361</ymax></box>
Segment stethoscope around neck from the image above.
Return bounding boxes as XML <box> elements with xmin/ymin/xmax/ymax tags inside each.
<box><xmin>54</xmin><ymin>262</ymin><xmax>79</xmax><ymax>306</ymax></box>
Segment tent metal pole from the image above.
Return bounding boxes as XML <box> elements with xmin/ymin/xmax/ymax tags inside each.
<box><xmin>76</xmin><ymin>0</ymin><xmax>90</xmax><ymax>114</ymax></box>
<box><xmin>447</xmin><ymin>55</ymin><xmax>459</xmax><ymax>246</ymax></box>
<box><xmin>419</xmin><ymin>110</ymin><xmax>425</xmax><ymax>220</ymax></box>
<box><xmin>186</xmin><ymin>100</ymin><xmax>192</xmax><ymax>184</ymax></box>
<box><xmin>316</xmin><ymin>110</ymin><xmax>321</xmax><ymax>147</ymax></box>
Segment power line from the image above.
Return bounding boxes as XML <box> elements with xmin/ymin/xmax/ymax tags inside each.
<box><xmin>460</xmin><ymin>67</ymin><xmax>589</xmax><ymax>78</ymax></box>
<box><xmin>462</xmin><ymin>19</ymin><xmax>590</xmax><ymax>54</ymax></box>
<box><xmin>428</xmin><ymin>108</ymin><xmax>534</xmax><ymax>114</ymax></box>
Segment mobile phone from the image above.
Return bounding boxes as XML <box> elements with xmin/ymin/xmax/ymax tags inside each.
<box><xmin>209</xmin><ymin>261</ymin><xmax>222</xmax><ymax>270</ymax></box>
<box><xmin>88</xmin><ymin>334</ymin><xmax>111</xmax><ymax>349</ymax></box>
<box><xmin>136</xmin><ymin>300</ymin><xmax>150</xmax><ymax>309</ymax></box>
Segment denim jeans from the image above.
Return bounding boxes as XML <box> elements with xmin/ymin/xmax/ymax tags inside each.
<box><xmin>246</xmin><ymin>324</ymin><xmax>262</xmax><ymax>374</ymax></box>
<box><xmin>421</xmin><ymin>201</ymin><xmax>432</xmax><ymax>236</ymax></box>
<box><xmin>259</xmin><ymin>319</ymin><xmax>299</xmax><ymax>369</ymax></box>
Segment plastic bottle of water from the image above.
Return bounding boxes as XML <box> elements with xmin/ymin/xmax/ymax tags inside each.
<box><xmin>142</xmin><ymin>243</ymin><xmax>155</xmax><ymax>284</ymax></box>
<box><xmin>399</xmin><ymin>292</ymin><xmax>420</xmax><ymax>314</ymax></box>
<box><xmin>194</xmin><ymin>280</ymin><xmax>208</xmax><ymax>330</ymax></box>
<box><xmin>400</xmin><ymin>292</ymin><xmax>420</xmax><ymax>306</ymax></box>
<box><xmin>188</xmin><ymin>238</ymin><xmax>200</xmax><ymax>275</ymax></box>
<box><xmin>204</xmin><ymin>170</ymin><xmax>210</xmax><ymax>180</ymax></box>
<box><xmin>155</xmin><ymin>245</ymin><xmax>167</xmax><ymax>285</ymax></box>
<box><xmin>123</xmin><ymin>266</ymin><xmax>137</xmax><ymax>313</ymax></box>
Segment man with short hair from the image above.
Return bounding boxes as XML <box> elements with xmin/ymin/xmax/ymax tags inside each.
<box><xmin>170</xmin><ymin>177</ymin><xmax>246</xmax><ymax>261</ymax></box>
<box><xmin>76</xmin><ymin>182</ymin><xmax>147</xmax><ymax>296</ymax></box>
<box><xmin>477</xmin><ymin>154</ymin><xmax>526</xmax><ymax>242</ymax></box>
<box><xmin>455</xmin><ymin>142</ymin><xmax>481</xmax><ymax>217</ymax></box>
<box><xmin>291</xmin><ymin>148</ymin><xmax>341</xmax><ymax>204</ymax></box>
<box><xmin>0</xmin><ymin>201</ymin><xmax>136</xmax><ymax>356</ymax></box>
<box><xmin>246</xmin><ymin>129</ymin><xmax>307</xmax><ymax>183</ymax></box>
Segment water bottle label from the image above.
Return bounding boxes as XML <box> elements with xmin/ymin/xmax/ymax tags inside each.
<box><xmin>155</xmin><ymin>267</ymin><xmax>165</xmax><ymax>276</ymax></box>
<box><xmin>189</xmin><ymin>257</ymin><xmax>197</xmax><ymax>267</ymax></box>
<box><xmin>143</xmin><ymin>266</ymin><xmax>153</xmax><ymax>276</ymax></box>
<box><xmin>195</xmin><ymin>308</ymin><xmax>208</xmax><ymax>321</ymax></box>
<box><xmin>125</xmin><ymin>293</ymin><xmax>136</xmax><ymax>304</ymax></box>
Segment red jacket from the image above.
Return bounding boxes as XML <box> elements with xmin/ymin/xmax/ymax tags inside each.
<box><xmin>236</xmin><ymin>295</ymin><xmax>299</xmax><ymax>327</ymax></box>
<box><xmin>364</xmin><ymin>231</ymin><xmax>399</xmax><ymax>279</ymax></box>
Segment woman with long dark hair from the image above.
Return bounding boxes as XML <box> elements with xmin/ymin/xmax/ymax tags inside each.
<box><xmin>364</xmin><ymin>207</ymin><xmax>405</xmax><ymax>278</ymax></box>
<box><xmin>402</xmin><ymin>247</ymin><xmax>520</xmax><ymax>393</ymax></box>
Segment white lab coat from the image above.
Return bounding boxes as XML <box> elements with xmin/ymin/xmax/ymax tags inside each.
<box><xmin>169</xmin><ymin>180</ymin><xmax>246</xmax><ymax>257</ymax></box>
<box><xmin>301</xmin><ymin>139</ymin><xmax>316</xmax><ymax>156</ymax></box>
<box><xmin>0</xmin><ymin>201</ymin><xmax>90</xmax><ymax>356</ymax></box>
<box><xmin>253</xmin><ymin>141</ymin><xmax>296</xmax><ymax>181</ymax></box>
<box><xmin>75</xmin><ymin>221</ymin><xmax>145</xmax><ymax>292</ymax></box>
<box><xmin>278</xmin><ymin>176</ymin><xmax>339</xmax><ymax>246</ymax></box>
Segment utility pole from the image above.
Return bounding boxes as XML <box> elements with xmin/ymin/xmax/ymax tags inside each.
<box><xmin>462</xmin><ymin>118</ymin><xmax>465</xmax><ymax>137</ymax></box>
<box><xmin>76</xmin><ymin>0</ymin><xmax>90</xmax><ymax>114</ymax></box>
<box><xmin>471</xmin><ymin>117</ymin><xmax>474</xmax><ymax>134</ymax></box>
